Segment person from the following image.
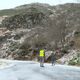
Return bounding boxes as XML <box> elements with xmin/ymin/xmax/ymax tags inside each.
<box><xmin>51</xmin><ymin>51</ymin><xmax>56</xmax><ymax>66</ymax></box>
<box><xmin>39</xmin><ymin>49</ymin><xmax>45</xmax><ymax>67</ymax></box>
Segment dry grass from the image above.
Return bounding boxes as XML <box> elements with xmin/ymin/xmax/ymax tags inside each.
<box><xmin>74</xmin><ymin>37</ymin><xmax>80</xmax><ymax>49</ymax></box>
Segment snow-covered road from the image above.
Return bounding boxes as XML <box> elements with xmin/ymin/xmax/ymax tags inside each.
<box><xmin>0</xmin><ymin>59</ymin><xmax>80</xmax><ymax>80</ymax></box>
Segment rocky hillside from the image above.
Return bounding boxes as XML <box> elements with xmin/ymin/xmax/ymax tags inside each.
<box><xmin>0</xmin><ymin>3</ymin><xmax>80</xmax><ymax>65</ymax></box>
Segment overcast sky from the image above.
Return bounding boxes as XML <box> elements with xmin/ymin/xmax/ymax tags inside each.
<box><xmin>0</xmin><ymin>0</ymin><xmax>79</xmax><ymax>10</ymax></box>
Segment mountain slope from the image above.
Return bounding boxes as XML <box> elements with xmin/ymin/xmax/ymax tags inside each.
<box><xmin>0</xmin><ymin>3</ymin><xmax>51</xmax><ymax>16</ymax></box>
<box><xmin>0</xmin><ymin>3</ymin><xmax>80</xmax><ymax>65</ymax></box>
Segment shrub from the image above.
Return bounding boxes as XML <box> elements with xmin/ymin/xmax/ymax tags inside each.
<box><xmin>69</xmin><ymin>53</ymin><xmax>80</xmax><ymax>65</ymax></box>
<box><xmin>69</xmin><ymin>58</ymin><xmax>78</xmax><ymax>65</ymax></box>
<box><xmin>9</xmin><ymin>42</ymin><xmax>20</xmax><ymax>51</ymax></box>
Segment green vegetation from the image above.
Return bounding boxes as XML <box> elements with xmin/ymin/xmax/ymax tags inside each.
<box><xmin>0</xmin><ymin>9</ymin><xmax>19</xmax><ymax>16</ymax></box>
<box><xmin>1</xmin><ymin>7</ymin><xmax>47</xmax><ymax>30</ymax></box>
<box><xmin>9</xmin><ymin>42</ymin><xmax>20</xmax><ymax>52</ymax></box>
<box><xmin>0</xmin><ymin>3</ymin><xmax>51</xmax><ymax>16</ymax></box>
<box><xmin>69</xmin><ymin>52</ymin><xmax>80</xmax><ymax>65</ymax></box>
<box><xmin>0</xmin><ymin>3</ymin><xmax>80</xmax><ymax>62</ymax></box>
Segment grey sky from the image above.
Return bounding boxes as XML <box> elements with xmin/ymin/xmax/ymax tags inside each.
<box><xmin>0</xmin><ymin>0</ymin><xmax>79</xmax><ymax>10</ymax></box>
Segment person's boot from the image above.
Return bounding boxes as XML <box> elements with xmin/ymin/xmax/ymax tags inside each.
<box><xmin>40</xmin><ymin>63</ymin><xmax>44</xmax><ymax>67</ymax></box>
<box><xmin>41</xmin><ymin>65</ymin><xmax>44</xmax><ymax>67</ymax></box>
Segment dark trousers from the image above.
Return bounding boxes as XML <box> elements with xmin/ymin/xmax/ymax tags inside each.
<box><xmin>40</xmin><ymin>57</ymin><xmax>44</xmax><ymax>67</ymax></box>
<box><xmin>51</xmin><ymin>60</ymin><xmax>56</xmax><ymax>66</ymax></box>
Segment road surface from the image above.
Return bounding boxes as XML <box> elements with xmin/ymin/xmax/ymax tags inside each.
<box><xmin>0</xmin><ymin>59</ymin><xmax>80</xmax><ymax>80</ymax></box>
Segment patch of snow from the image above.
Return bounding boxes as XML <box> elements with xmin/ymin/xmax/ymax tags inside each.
<box><xmin>0</xmin><ymin>59</ymin><xmax>80</xmax><ymax>80</ymax></box>
<box><xmin>0</xmin><ymin>60</ymin><xmax>14</xmax><ymax>69</ymax></box>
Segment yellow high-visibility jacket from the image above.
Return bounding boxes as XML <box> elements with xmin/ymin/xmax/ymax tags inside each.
<box><xmin>39</xmin><ymin>49</ymin><xmax>45</xmax><ymax>57</ymax></box>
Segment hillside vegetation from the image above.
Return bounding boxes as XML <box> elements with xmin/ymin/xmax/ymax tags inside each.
<box><xmin>0</xmin><ymin>3</ymin><xmax>80</xmax><ymax>65</ymax></box>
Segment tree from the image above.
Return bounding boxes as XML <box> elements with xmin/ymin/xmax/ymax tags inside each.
<box><xmin>46</xmin><ymin>11</ymin><xmax>68</xmax><ymax>49</ymax></box>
